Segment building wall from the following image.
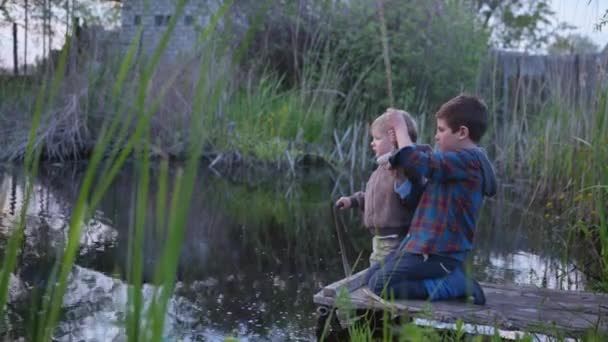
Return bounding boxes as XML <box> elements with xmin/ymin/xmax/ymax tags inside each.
<box><xmin>120</xmin><ymin>0</ymin><xmax>222</xmax><ymax>58</ymax></box>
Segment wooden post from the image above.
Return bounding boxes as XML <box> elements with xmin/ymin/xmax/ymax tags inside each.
<box><xmin>13</xmin><ymin>23</ymin><xmax>19</xmax><ymax>75</ymax></box>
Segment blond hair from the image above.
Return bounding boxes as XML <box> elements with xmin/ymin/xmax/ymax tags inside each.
<box><xmin>371</xmin><ymin>109</ymin><xmax>418</xmax><ymax>146</ymax></box>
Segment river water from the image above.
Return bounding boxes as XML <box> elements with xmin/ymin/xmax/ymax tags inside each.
<box><xmin>0</xmin><ymin>162</ymin><xmax>586</xmax><ymax>341</ymax></box>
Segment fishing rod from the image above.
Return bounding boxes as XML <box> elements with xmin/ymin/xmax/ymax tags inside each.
<box><xmin>330</xmin><ymin>202</ymin><xmax>352</xmax><ymax>277</ymax></box>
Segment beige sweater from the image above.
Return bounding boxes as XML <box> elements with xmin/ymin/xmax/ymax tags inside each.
<box><xmin>349</xmin><ymin>164</ymin><xmax>413</xmax><ymax>236</ymax></box>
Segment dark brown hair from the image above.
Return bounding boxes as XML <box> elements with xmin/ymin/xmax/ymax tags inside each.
<box><xmin>435</xmin><ymin>94</ymin><xmax>489</xmax><ymax>143</ymax></box>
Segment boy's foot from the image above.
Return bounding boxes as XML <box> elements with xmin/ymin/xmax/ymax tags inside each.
<box><xmin>468</xmin><ymin>280</ymin><xmax>486</xmax><ymax>305</ymax></box>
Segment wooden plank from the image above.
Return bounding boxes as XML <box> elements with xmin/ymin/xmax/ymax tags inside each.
<box><xmin>314</xmin><ymin>270</ymin><xmax>608</xmax><ymax>337</ymax></box>
<box><xmin>481</xmin><ymin>283</ymin><xmax>608</xmax><ymax>305</ymax></box>
<box><xmin>322</xmin><ymin>269</ymin><xmax>368</xmax><ymax>298</ymax></box>
<box><xmin>474</xmin><ymin>290</ymin><xmax>608</xmax><ymax>315</ymax></box>
<box><xmin>350</xmin><ymin>288</ymin><xmax>605</xmax><ymax>335</ymax></box>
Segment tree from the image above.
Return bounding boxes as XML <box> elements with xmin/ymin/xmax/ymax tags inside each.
<box><xmin>598</xmin><ymin>9</ymin><xmax>608</xmax><ymax>31</ymax></box>
<box><xmin>474</xmin><ymin>0</ymin><xmax>571</xmax><ymax>51</ymax></box>
<box><xmin>1</xmin><ymin>0</ymin><xmax>17</xmax><ymax>24</ymax></box>
<box><xmin>24</xmin><ymin>0</ymin><xmax>27</xmax><ymax>72</ymax></box>
<box><xmin>2</xmin><ymin>0</ymin><xmax>119</xmax><ymax>69</ymax></box>
<box><xmin>547</xmin><ymin>33</ymin><xmax>599</xmax><ymax>55</ymax></box>
<box><xmin>326</xmin><ymin>0</ymin><xmax>490</xmax><ymax>116</ymax></box>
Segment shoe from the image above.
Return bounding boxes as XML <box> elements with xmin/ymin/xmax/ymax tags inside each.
<box><xmin>468</xmin><ymin>279</ymin><xmax>486</xmax><ymax>305</ymax></box>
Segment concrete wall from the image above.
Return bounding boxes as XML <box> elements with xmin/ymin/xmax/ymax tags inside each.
<box><xmin>120</xmin><ymin>0</ymin><xmax>223</xmax><ymax>58</ymax></box>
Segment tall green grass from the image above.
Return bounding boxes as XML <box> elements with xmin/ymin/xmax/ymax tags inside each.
<box><xmin>212</xmin><ymin>74</ymin><xmax>335</xmax><ymax>162</ymax></box>
<box><xmin>0</xmin><ymin>42</ymin><xmax>355</xmax><ymax>170</ymax></box>
<box><xmin>484</xmin><ymin>57</ymin><xmax>608</xmax><ymax>287</ymax></box>
<box><xmin>0</xmin><ymin>0</ymin><xmax>241</xmax><ymax>340</ymax></box>
<box><xmin>0</xmin><ymin>1</ymin><xmax>366</xmax><ymax>336</ymax></box>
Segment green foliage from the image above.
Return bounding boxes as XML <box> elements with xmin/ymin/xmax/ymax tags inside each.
<box><xmin>548</xmin><ymin>34</ymin><xmax>599</xmax><ymax>55</ymax></box>
<box><xmin>348</xmin><ymin>322</ymin><xmax>373</xmax><ymax>342</ymax></box>
<box><xmin>328</xmin><ymin>0</ymin><xmax>490</xmax><ymax>116</ymax></box>
<box><xmin>399</xmin><ymin>322</ymin><xmax>442</xmax><ymax>341</ymax></box>
<box><xmin>455</xmin><ymin>319</ymin><xmax>465</xmax><ymax>341</ymax></box>
<box><xmin>244</xmin><ymin>0</ymin><xmax>489</xmax><ymax>125</ymax></box>
<box><xmin>0</xmin><ymin>46</ymin><xmax>337</xmax><ymax>165</ymax></box>
<box><xmin>216</xmin><ymin>75</ymin><xmax>334</xmax><ymax>161</ymax></box>
<box><xmin>596</xmin><ymin>9</ymin><xmax>608</xmax><ymax>31</ymax></box>
<box><xmin>522</xmin><ymin>89</ymin><xmax>608</xmax><ymax>197</ymax></box>
<box><xmin>582</xmin><ymin>329</ymin><xmax>608</xmax><ymax>341</ymax></box>
<box><xmin>475</xmin><ymin>0</ymin><xmax>571</xmax><ymax>51</ymax></box>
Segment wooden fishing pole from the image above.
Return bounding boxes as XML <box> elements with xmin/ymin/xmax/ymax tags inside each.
<box><xmin>331</xmin><ymin>202</ymin><xmax>352</xmax><ymax>277</ymax></box>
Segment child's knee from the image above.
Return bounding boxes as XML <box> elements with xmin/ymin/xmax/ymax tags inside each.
<box><xmin>366</xmin><ymin>271</ymin><xmax>384</xmax><ymax>295</ymax></box>
<box><xmin>367</xmin><ymin>268</ymin><xmax>382</xmax><ymax>295</ymax></box>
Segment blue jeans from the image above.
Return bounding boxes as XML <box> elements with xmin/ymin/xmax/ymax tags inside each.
<box><xmin>366</xmin><ymin>251</ymin><xmax>461</xmax><ymax>298</ymax></box>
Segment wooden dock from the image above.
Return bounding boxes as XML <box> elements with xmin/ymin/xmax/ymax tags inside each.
<box><xmin>313</xmin><ymin>269</ymin><xmax>608</xmax><ymax>339</ymax></box>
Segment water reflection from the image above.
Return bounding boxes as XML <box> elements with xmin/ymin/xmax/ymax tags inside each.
<box><xmin>477</xmin><ymin>251</ymin><xmax>582</xmax><ymax>290</ymax></box>
<box><xmin>474</xmin><ymin>191</ymin><xmax>586</xmax><ymax>290</ymax></box>
<box><xmin>0</xmin><ymin>163</ymin><xmax>588</xmax><ymax>340</ymax></box>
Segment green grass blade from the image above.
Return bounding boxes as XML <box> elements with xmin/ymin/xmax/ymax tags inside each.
<box><xmin>155</xmin><ymin>158</ymin><xmax>169</xmax><ymax>238</ymax></box>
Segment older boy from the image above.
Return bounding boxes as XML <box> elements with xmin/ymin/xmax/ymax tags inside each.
<box><xmin>336</xmin><ymin>111</ymin><xmax>428</xmax><ymax>267</ymax></box>
<box><xmin>367</xmin><ymin>94</ymin><xmax>497</xmax><ymax>305</ymax></box>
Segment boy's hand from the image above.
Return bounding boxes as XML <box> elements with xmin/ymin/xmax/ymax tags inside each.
<box><xmin>388</xmin><ymin>128</ymin><xmax>397</xmax><ymax>146</ymax></box>
<box><xmin>386</xmin><ymin>108</ymin><xmax>407</xmax><ymax>128</ymax></box>
<box><xmin>386</xmin><ymin>108</ymin><xmax>413</xmax><ymax>149</ymax></box>
<box><xmin>335</xmin><ymin>197</ymin><xmax>352</xmax><ymax>209</ymax></box>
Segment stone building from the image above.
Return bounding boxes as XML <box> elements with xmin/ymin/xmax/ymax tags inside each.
<box><xmin>120</xmin><ymin>0</ymin><xmax>224</xmax><ymax>58</ymax></box>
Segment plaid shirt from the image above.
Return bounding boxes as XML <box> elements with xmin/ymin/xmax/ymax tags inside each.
<box><xmin>389</xmin><ymin>145</ymin><xmax>489</xmax><ymax>261</ymax></box>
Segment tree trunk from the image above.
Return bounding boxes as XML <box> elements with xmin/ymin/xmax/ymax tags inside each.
<box><xmin>13</xmin><ymin>23</ymin><xmax>18</xmax><ymax>75</ymax></box>
<box><xmin>376</xmin><ymin>0</ymin><xmax>393</xmax><ymax>107</ymax></box>
<box><xmin>65</xmin><ymin>0</ymin><xmax>70</xmax><ymax>74</ymax></box>
<box><xmin>42</xmin><ymin>0</ymin><xmax>47</xmax><ymax>63</ymax></box>
<box><xmin>48</xmin><ymin>0</ymin><xmax>52</xmax><ymax>59</ymax></box>
<box><xmin>24</xmin><ymin>0</ymin><xmax>28</xmax><ymax>73</ymax></box>
<box><xmin>65</xmin><ymin>0</ymin><xmax>69</xmax><ymax>36</ymax></box>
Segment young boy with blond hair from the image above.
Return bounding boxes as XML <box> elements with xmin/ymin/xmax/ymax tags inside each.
<box><xmin>336</xmin><ymin>111</ymin><xmax>429</xmax><ymax>267</ymax></box>
<box><xmin>367</xmin><ymin>94</ymin><xmax>497</xmax><ymax>305</ymax></box>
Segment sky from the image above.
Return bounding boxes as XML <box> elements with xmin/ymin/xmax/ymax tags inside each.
<box><xmin>0</xmin><ymin>0</ymin><xmax>118</xmax><ymax>70</ymax></box>
<box><xmin>1</xmin><ymin>0</ymin><xmax>607</xmax><ymax>69</ymax></box>
<box><xmin>551</xmin><ymin>0</ymin><xmax>608</xmax><ymax>49</ymax></box>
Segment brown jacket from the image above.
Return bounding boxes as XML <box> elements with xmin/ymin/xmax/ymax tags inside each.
<box><xmin>349</xmin><ymin>164</ymin><xmax>413</xmax><ymax>237</ymax></box>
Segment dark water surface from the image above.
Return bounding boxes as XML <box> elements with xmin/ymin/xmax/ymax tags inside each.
<box><xmin>0</xmin><ymin>162</ymin><xmax>585</xmax><ymax>341</ymax></box>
